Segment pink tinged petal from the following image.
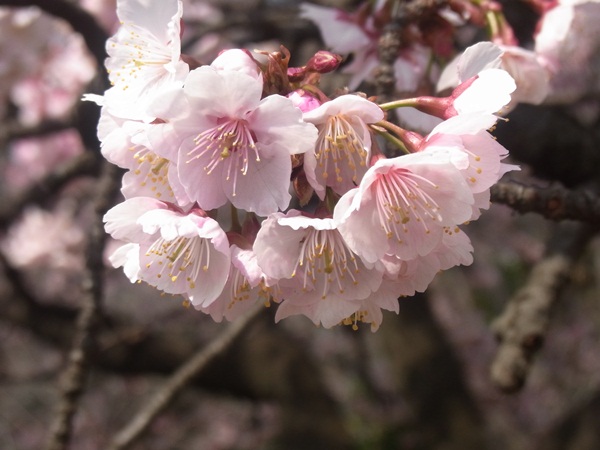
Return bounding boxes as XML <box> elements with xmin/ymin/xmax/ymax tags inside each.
<box><xmin>145</xmin><ymin>86</ymin><xmax>190</xmax><ymax>123</ymax></box>
<box><xmin>453</xmin><ymin>69</ymin><xmax>516</xmax><ymax>115</ymax></box>
<box><xmin>303</xmin><ymin>95</ymin><xmax>384</xmax><ymax>124</ymax></box>
<box><xmin>121</xmin><ymin>153</ymin><xmax>177</xmax><ymax>203</ymax></box>
<box><xmin>299</xmin><ymin>4</ymin><xmax>372</xmax><ymax>55</ymax></box>
<box><xmin>337</xmin><ymin>154</ymin><xmax>474</xmax><ymax>262</ymax></box>
<box><xmin>139</xmin><ymin>214</ymin><xmax>231</xmax><ymax>307</ymax></box>
<box><xmin>274</xmin><ymin>295</ymin><xmax>361</xmax><ymax>329</ymax></box>
<box><xmin>183</xmin><ymin>67</ymin><xmax>262</xmax><ymax>118</ymax></box>
<box><xmin>303</xmin><ymin>96</ymin><xmax>384</xmax><ymax>199</ymax></box>
<box><xmin>458</xmin><ymin>132</ymin><xmax>509</xmax><ymax>193</ymax></box>
<box><xmin>304</xmin><ymin>114</ymin><xmax>373</xmax><ymax>199</ymax></box>
<box><xmin>436</xmin><ymin>226</ymin><xmax>474</xmax><ymax>270</ymax></box>
<box><xmin>427</xmin><ymin>113</ymin><xmax>498</xmax><ymax>138</ymax></box>
<box><xmin>343</xmin><ymin>53</ymin><xmax>380</xmax><ymax>90</ymax></box>
<box><xmin>249</xmin><ymin>95</ymin><xmax>318</xmax><ymax>154</ymax></box>
<box><xmin>456</xmin><ymin>42</ymin><xmax>503</xmax><ymax>81</ymax></box>
<box><xmin>103</xmin><ymin>197</ymin><xmax>167</xmax><ymax>241</ymax></box>
<box><xmin>108</xmin><ymin>0</ymin><xmax>184</xmax><ymax>73</ymax></box>
<box><xmin>176</xmin><ymin>120</ymin><xmax>254</xmax><ymax>212</ymax></box>
<box><xmin>380</xmin><ymin>255</ymin><xmax>435</xmax><ymax>295</ymax></box>
<box><xmin>200</xmin><ymin>245</ymin><xmax>270</xmax><ymax>322</ymax></box>
<box><xmin>254</xmin><ymin>212</ymin><xmax>305</xmax><ymax>280</ymax></box>
<box><xmin>211</xmin><ymin>49</ymin><xmax>260</xmax><ymax>78</ymax></box>
<box><xmin>334</xmin><ymin>188</ymin><xmax>389</xmax><ymax>265</ymax></box>
<box><xmin>468</xmin><ymin>190</ymin><xmax>490</xmax><ymax>221</ymax></box>
<box><xmin>105</xmin><ymin>0</ymin><xmax>189</xmax><ymax>116</ymax></box>
<box><xmin>116</xmin><ymin>0</ymin><xmax>182</xmax><ymax>40</ymax></box>
<box><xmin>108</xmin><ymin>242</ymin><xmax>141</xmax><ymax>282</ymax></box>
<box><xmin>222</xmin><ymin>142</ymin><xmax>293</xmax><ymax>216</ymax></box>
<box><xmin>145</xmin><ymin>120</ymin><xmax>190</xmax><ymax>162</ymax></box>
<box><xmin>256</xmin><ymin>212</ymin><xmax>383</xmax><ymax>303</ymax></box>
<box><xmin>500</xmin><ymin>47</ymin><xmax>549</xmax><ymax>105</ymax></box>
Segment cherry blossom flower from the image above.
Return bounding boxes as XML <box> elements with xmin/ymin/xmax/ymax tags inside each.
<box><xmin>535</xmin><ymin>0</ymin><xmax>600</xmax><ymax>104</ymax></box>
<box><xmin>437</xmin><ymin>42</ymin><xmax>548</xmax><ymax>109</ymax></box>
<box><xmin>96</xmin><ymin>108</ymin><xmax>189</xmax><ymax>206</ymax></box>
<box><xmin>150</xmin><ymin>63</ymin><xmax>318</xmax><ymax>216</ymax></box>
<box><xmin>351</xmin><ymin>225</ymin><xmax>473</xmax><ymax>331</ymax></box>
<box><xmin>104</xmin><ymin>198</ymin><xmax>231</xmax><ymax>307</ymax></box>
<box><xmin>199</xmin><ymin>243</ymin><xmax>272</xmax><ymax>322</ymax></box>
<box><xmin>334</xmin><ymin>151</ymin><xmax>475</xmax><ymax>264</ymax></box>
<box><xmin>302</xmin><ymin>94</ymin><xmax>384</xmax><ymax>199</ymax></box>
<box><xmin>422</xmin><ymin>113</ymin><xmax>518</xmax><ymax>213</ymax></box>
<box><xmin>103</xmin><ymin>0</ymin><xmax>189</xmax><ymax>119</ymax></box>
<box><xmin>254</xmin><ymin>210</ymin><xmax>384</xmax><ymax>328</ymax></box>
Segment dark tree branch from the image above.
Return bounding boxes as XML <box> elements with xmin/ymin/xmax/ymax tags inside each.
<box><xmin>107</xmin><ymin>304</ymin><xmax>265</xmax><ymax>450</ymax></box>
<box><xmin>490</xmin><ymin>221</ymin><xmax>597</xmax><ymax>393</ymax></box>
<box><xmin>45</xmin><ymin>162</ymin><xmax>121</xmax><ymax>450</ymax></box>
<box><xmin>0</xmin><ymin>120</ymin><xmax>73</xmax><ymax>146</ymax></box>
<box><xmin>491</xmin><ymin>181</ymin><xmax>600</xmax><ymax>223</ymax></box>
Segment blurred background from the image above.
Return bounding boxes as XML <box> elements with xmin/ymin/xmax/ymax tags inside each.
<box><xmin>1</xmin><ymin>0</ymin><xmax>599</xmax><ymax>449</ymax></box>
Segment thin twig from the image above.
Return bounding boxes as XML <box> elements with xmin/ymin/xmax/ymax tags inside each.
<box><xmin>45</xmin><ymin>161</ymin><xmax>121</xmax><ymax>450</ymax></box>
<box><xmin>490</xmin><ymin>221</ymin><xmax>597</xmax><ymax>392</ymax></box>
<box><xmin>491</xmin><ymin>181</ymin><xmax>600</xmax><ymax>223</ymax></box>
<box><xmin>107</xmin><ymin>304</ymin><xmax>265</xmax><ymax>450</ymax></box>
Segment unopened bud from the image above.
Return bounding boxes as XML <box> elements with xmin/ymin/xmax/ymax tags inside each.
<box><xmin>306</xmin><ymin>51</ymin><xmax>342</xmax><ymax>74</ymax></box>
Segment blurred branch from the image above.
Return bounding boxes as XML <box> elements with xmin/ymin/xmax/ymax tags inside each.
<box><xmin>107</xmin><ymin>304</ymin><xmax>264</xmax><ymax>450</ymax></box>
<box><xmin>0</xmin><ymin>120</ymin><xmax>72</xmax><ymax>145</ymax></box>
<box><xmin>490</xmin><ymin>221</ymin><xmax>597</xmax><ymax>393</ymax></box>
<box><xmin>491</xmin><ymin>181</ymin><xmax>600</xmax><ymax>223</ymax></box>
<box><xmin>0</xmin><ymin>290</ymin><xmax>353</xmax><ymax>448</ymax></box>
<box><xmin>375</xmin><ymin>3</ymin><xmax>404</xmax><ymax>104</ymax></box>
<box><xmin>45</xmin><ymin>161</ymin><xmax>121</xmax><ymax>450</ymax></box>
<box><xmin>0</xmin><ymin>152</ymin><xmax>101</xmax><ymax>229</ymax></box>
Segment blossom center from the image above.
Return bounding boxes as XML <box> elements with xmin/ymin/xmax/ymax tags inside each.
<box><xmin>109</xmin><ymin>23</ymin><xmax>173</xmax><ymax>90</ymax></box>
<box><xmin>187</xmin><ymin>118</ymin><xmax>260</xmax><ymax>196</ymax></box>
<box><xmin>374</xmin><ymin>168</ymin><xmax>442</xmax><ymax>242</ymax></box>
<box><xmin>315</xmin><ymin>115</ymin><xmax>367</xmax><ymax>184</ymax></box>
<box><xmin>132</xmin><ymin>147</ymin><xmax>172</xmax><ymax>199</ymax></box>
<box><xmin>145</xmin><ymin>235</ymin><xmax>211</xmax><ymax>290</ymax></box>
<box><xmin>291</xmin><ymin>228</ymin><xmax>360</xmax><ymax>299</ymax></box>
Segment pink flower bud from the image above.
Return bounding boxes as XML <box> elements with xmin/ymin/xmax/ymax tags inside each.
<box><xmin>306</xmin><ymin>51</ymin><xmax>343</xmax><ymax>74</ymax></box>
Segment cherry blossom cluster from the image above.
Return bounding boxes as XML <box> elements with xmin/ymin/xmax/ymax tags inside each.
<box><xmin>93</xmin><ymin>0</ymin><xmax>524</xmax><ymax>331</ymax></box>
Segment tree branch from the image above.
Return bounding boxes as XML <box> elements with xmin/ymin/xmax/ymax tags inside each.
<box><xmin>107</xmin><ymin>304</ymin><xmax>264</xmax><ymax>450</ymax></box>
<box><xmin>491</xmin><ymin>181</ymin><xmax>600</xmax><ymax>223</ymax></box>
<box><xmin>490</xmin><ymin>221</ymin><xmax>597</xmax><ymax>392</ymax></box>
<box><xmin>45</xmin><ymin>161</ymin><xmax>121</xmax><ymax>450</ymax></box>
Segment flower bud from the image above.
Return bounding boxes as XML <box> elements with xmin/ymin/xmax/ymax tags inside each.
<box><xmin>306</xmin><ymin>51</ymin><xmax>343</xmax><ymax>74</ymax></box>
